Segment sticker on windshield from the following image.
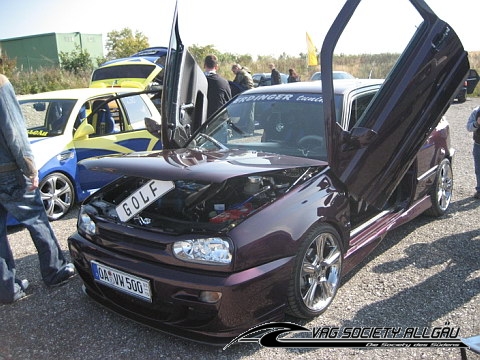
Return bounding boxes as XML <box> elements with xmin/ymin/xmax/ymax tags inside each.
<box><xmin>233</xmin><ymin>93</ymin><xmax>323</xmax><ymax>104</ymax></box>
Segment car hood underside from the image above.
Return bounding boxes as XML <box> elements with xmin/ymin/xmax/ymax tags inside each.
<box><xmin>80</xmin><ymin>149</ymin><xmax>328</xmax><ymax>232</ymax></box>
<box><xmin>80</xmin><ymin>148</ymin><xmax>327</xmax><ymax>182</ymax></box>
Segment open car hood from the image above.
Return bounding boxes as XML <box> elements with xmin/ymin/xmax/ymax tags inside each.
<box><xmin>80</xmin><ymin>149</ymin><xmax>327</xmax><ymax>182</ymax></box>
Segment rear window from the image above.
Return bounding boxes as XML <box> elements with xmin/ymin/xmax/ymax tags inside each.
<box><xmin>92</xmin><ymin>64</ymin><xmax>157</xmax><ymax>81</ymax></box>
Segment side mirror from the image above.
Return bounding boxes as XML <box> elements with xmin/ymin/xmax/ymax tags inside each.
<box><xmin>145</xmin><ymin>117</ymin><xmax>162</xmax><ymax>139</ymax></box>
<box><xmin>33</xmin><ymin>102</ymin><xmax>46</xmax><ymax>111</ymax></box>
<box><xmin>341</xmin><ymin>127</ymin><xmax>377</xmax><ymax>151</ymax></box>
<box><xmin>73</xmin><ymin>119</ymin><xmax>95</xmax><ymax>140</ymax></box>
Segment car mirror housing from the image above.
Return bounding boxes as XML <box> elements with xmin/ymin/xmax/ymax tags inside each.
<box><xmin>145</xmin><ymin>117</ymin><xmax>162</xmax><ymax>139</ymax></box>
<box><xmin>341</xmin><ymin>127</ymin><xmax>377</xmax><ymax>151</ymax></box>
<box><xmin>74</xmin><ymin>120</ymin><xmax>95</xmax><ymax>140</ymax></box>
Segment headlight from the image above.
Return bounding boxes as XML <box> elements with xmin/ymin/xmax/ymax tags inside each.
<box><xmin>173</xmin><ymin>237</ymin><xmax>232</xmax><ymax>265</ymax></box>
<box><xmin>78</xmin><ymin>205</ymin><xmax>97</xmax><ymax>236</ymax></box>
<box><xmin>57</xmin><ymin>150</ymin><xmax>75</xmax><ymax>161</ymax></box>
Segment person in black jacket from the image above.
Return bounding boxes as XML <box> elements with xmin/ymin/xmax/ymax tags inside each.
<box><xmin>269</xmin><ymin>63</ymin><xmax>282</xmax><ymax>85</ymax></box>
<box><xmin>466</xmin><ymin>106</ymin><xmax>480</xmax><ymax>198</ymax></box>
<box><xmin>204</xmin><ymin>55</ymin><xmax>232</xmax><ymax>118</ymax></box>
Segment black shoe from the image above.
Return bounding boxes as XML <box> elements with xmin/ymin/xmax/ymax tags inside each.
<box><xmin>47</xmin><ymin>263</ymin><xmax>76</xmax><ymax>288</ymax></box>
<box><xmin>474</xmin><ymin>192</ymin><xmax>480</xmax><ymax>199</ymax></box>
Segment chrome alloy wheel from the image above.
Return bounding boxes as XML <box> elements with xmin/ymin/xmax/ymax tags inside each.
<box><xmin>426</xmin><ymin>158</ymin><xmax>453</xmax><ymax>217</ymax></box>
<box><xmin>287</xmin><ymin>224</ymin><xmax>343</xmax><ymax>318</ymax></box>
<box><xmin>435</xmin><ymin>159</ymin><xmax>453</xmax><ymax>212</ymax></box>
<box><xmin>300</xmin><ymin>232</ymin><xmax>342</xmax><ymax>311</ymax></box>
<box><xmin>39</xmin><ymin>172</ymin><xmax>75</xmax><ymax>220</ymax></box>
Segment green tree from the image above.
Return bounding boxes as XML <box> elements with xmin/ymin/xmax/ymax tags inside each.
<box><xmin>59</xmin><ymin>46</ymin><xmax>94</xmax><ymax>74</ymax></box>
<box><xmin>187</xmin><ymin>45</ymin><xmax>255</xmax><ymax>79</ymax></box>
<box><xmin>105</xmin><ymin>28</ymin><xmax>149</xmax><ymax>60</ymax></box>
<box><xmin>0</xmin><ymin>55</ymin><xmax>17</xmax><ymax>78</ymax></box>
<box><xmin>188</xmin><ymin>44</ymin><xmax>219</xmax><ymax>65</ymax></box>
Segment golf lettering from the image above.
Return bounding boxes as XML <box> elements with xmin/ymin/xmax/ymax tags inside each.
<box><xmin>120</xmin><ymin>180</ymin><xmax>160</xmax><ymax>218</ymax></box>
<box><xmin>116</xmin><ymin>179</ymin><xmax>174</xmax><ymax>222</ymax></box>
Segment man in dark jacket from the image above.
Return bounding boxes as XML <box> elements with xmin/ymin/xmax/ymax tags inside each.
<box><xmin>466</xmin><ymin>106</ymin><xmax>480</xmax><ymax>198</ymax></box>
<box><xmin>269</xmin><ymin>63</ymin><xmax>282</xmax><ymax>85</ymax></box>
<box><xmin>204</xmin><ymin>55</ymin><xmax>232</xmax><ymax>118</ymax></box>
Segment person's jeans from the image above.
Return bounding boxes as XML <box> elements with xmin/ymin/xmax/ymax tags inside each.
<box><xmin>474</xmin><ymin>143</ymin><xmax>480</xmax><ymax>193</ymax></box>
<box><xmin>0</xmin><ymin>216</ymin><xmax>17</xmax><ymax>302</ymax></box>
<box><xmin>0</xmin><ymin>170</ymin><xmax>67</xmax><ymax>300</ymax></box>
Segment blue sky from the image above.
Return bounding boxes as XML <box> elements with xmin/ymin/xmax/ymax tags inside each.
<box><xmin>1</xmin><ymin>0</ymin><xmax>478</xmax><ymax>57</ymax></box>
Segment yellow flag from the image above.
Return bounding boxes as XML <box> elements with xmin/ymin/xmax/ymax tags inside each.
<box><xmin>306</xmin><ymin>32</ymin><xmax>318</xmax><ymax>66</ymax></box>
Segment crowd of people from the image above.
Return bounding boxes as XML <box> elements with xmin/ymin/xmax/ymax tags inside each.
<box><xmin>203</xmin><ymin>55</ymin><xmax>304</xmax><ymax>115</ymax></box>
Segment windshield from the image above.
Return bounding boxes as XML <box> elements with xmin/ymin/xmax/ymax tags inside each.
<box><xmin>21</xmin><ymin>99</ymin><xmax>76</xmax><ymax>137</ymax></box>
<box><xmin>187</xmin><ymin>92</ymin><xmax>328</xmax><ymax>160</ymax></box>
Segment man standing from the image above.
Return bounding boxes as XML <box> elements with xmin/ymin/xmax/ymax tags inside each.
<box><xmin>204</xmin><ymin>55</ymin><xmax>232</xmax><ymax>118</ymax></box>
<box><xmin>466</xmin><ymin>106</ymin><xmax>480</xmax><ymax>199</ymax></box>
<box><xmin>231</xmin><ymin>64</ymin><xmax>253</xmax><ymax>95</ymax></box>
<box><xmin>269</xmin><ymin>63</ymin><xmax>282</xmax><ymax>85</ymax></box>
<box><xmin>0</xmin><ymin>74</ymin><xmax>75</xmax><ymax>303</ymax></box>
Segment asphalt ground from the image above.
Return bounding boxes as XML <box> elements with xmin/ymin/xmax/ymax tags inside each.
<box><xmin>1</xmin><ymin>98</ymin><xmax>479</xmax><ymax>360</ymax></box>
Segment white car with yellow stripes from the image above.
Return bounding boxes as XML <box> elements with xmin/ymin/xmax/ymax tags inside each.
<box><xmin>11</xmin><ymin>87</ymin><xmax>161</xmax><ymax>225</ymax></box>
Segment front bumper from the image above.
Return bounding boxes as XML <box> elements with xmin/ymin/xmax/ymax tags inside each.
<box><xmin>68</xmin><ymin>231</ymin><xmax>293</xmax><ymax>345</ymax></box>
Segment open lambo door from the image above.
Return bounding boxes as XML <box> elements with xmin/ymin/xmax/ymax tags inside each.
<box><xmin>323</xmin><ymin>0</ymin><xmax>469</xmax><ymax>209</ymax></box>
<box><xmin>161</xmin><ymin>1</ymin><xmax>208</xmax><ymax>149</ymax></box>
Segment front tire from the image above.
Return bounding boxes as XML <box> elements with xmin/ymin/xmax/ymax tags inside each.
<box><xmin>425</xmin><ymin>158</ymin><xmax>453</xmax><ymax>217</ymax></box>
<box><xmin>286</xmin><ymin>224</ymin><xmax>343</xmax><ymax>318</ymax></box>
<box><xmin>39</xmin><ymin>172</ymin><xmax>75</xmax><ymax>221</ymax></box>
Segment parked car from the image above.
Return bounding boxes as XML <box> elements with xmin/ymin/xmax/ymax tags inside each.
<box><xmin>252</xmin><ymin>72</ymin><xmax>288</xmax><ymax>87</ymax></box>
<box><xmin>309</xmin><ymin>70</ymin><xmax>355</xmax><ymax>81</ymax></box>
<box><xmin>8</xmin><ymin>87</ymin><xmax>162</xmax><ymax>226</ymax></box>
<box><xmin>130</xmin><ymin>46</ymin><xmax>168</xmax><ymax>65</ymax></box>
<box><xmin>90</xmin><ymin>57</ymin><xmax>163</xmax><ymax>91</ymax></box>
<box><xmin>455</xmin><ymin>68</ymin><xmax>479</xmax><ymax>103</ymax></box>
<box><xmin>68</xmin><ymin>0</ymin><xmax>468</xmax><ymax>345</ymax></box>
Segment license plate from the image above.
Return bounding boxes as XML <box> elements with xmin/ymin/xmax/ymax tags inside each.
<box><xmin>116</xmin><ymin>179</ymin><xmax>174</xmax><ymax>222</ymax></box>
<box><xmin>91</xmin><ymin>261</ymin><xmax>152</xmax><ymax>302</ymax></box>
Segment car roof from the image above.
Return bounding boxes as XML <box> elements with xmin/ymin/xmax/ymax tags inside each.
<box><xmin>17</xmin><ymin>87</ymin><xmax>143</xmax><ymax>100</ymax></box>
<box><xmin>131</xmin><ymin>46</ymin><xmax>168</xmax><ymax>57</ymax></box>
<box><xmin>253</xmin><ymin>72</ymin><xmax>287</xmax><ymax>77</ymax></box>
<box><xmin>312</xmin><ymin>70</ymin><xmax>352</xmax><ymax>75</ymax></box>
<box><xmin>243</xmin><ymin>78</ymin><xmax>384</xmax><ymax>95</ymax></box>
<box><xmin>310</xmin><ymin>71</ymin><xmax>355</xmax><ymax>80</ymax></box>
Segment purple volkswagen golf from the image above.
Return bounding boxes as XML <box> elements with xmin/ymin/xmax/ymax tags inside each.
<box><xmin>68</xmin><ymin>0</ymin><xmax>469</xmax><ymax>345</ymax></box>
